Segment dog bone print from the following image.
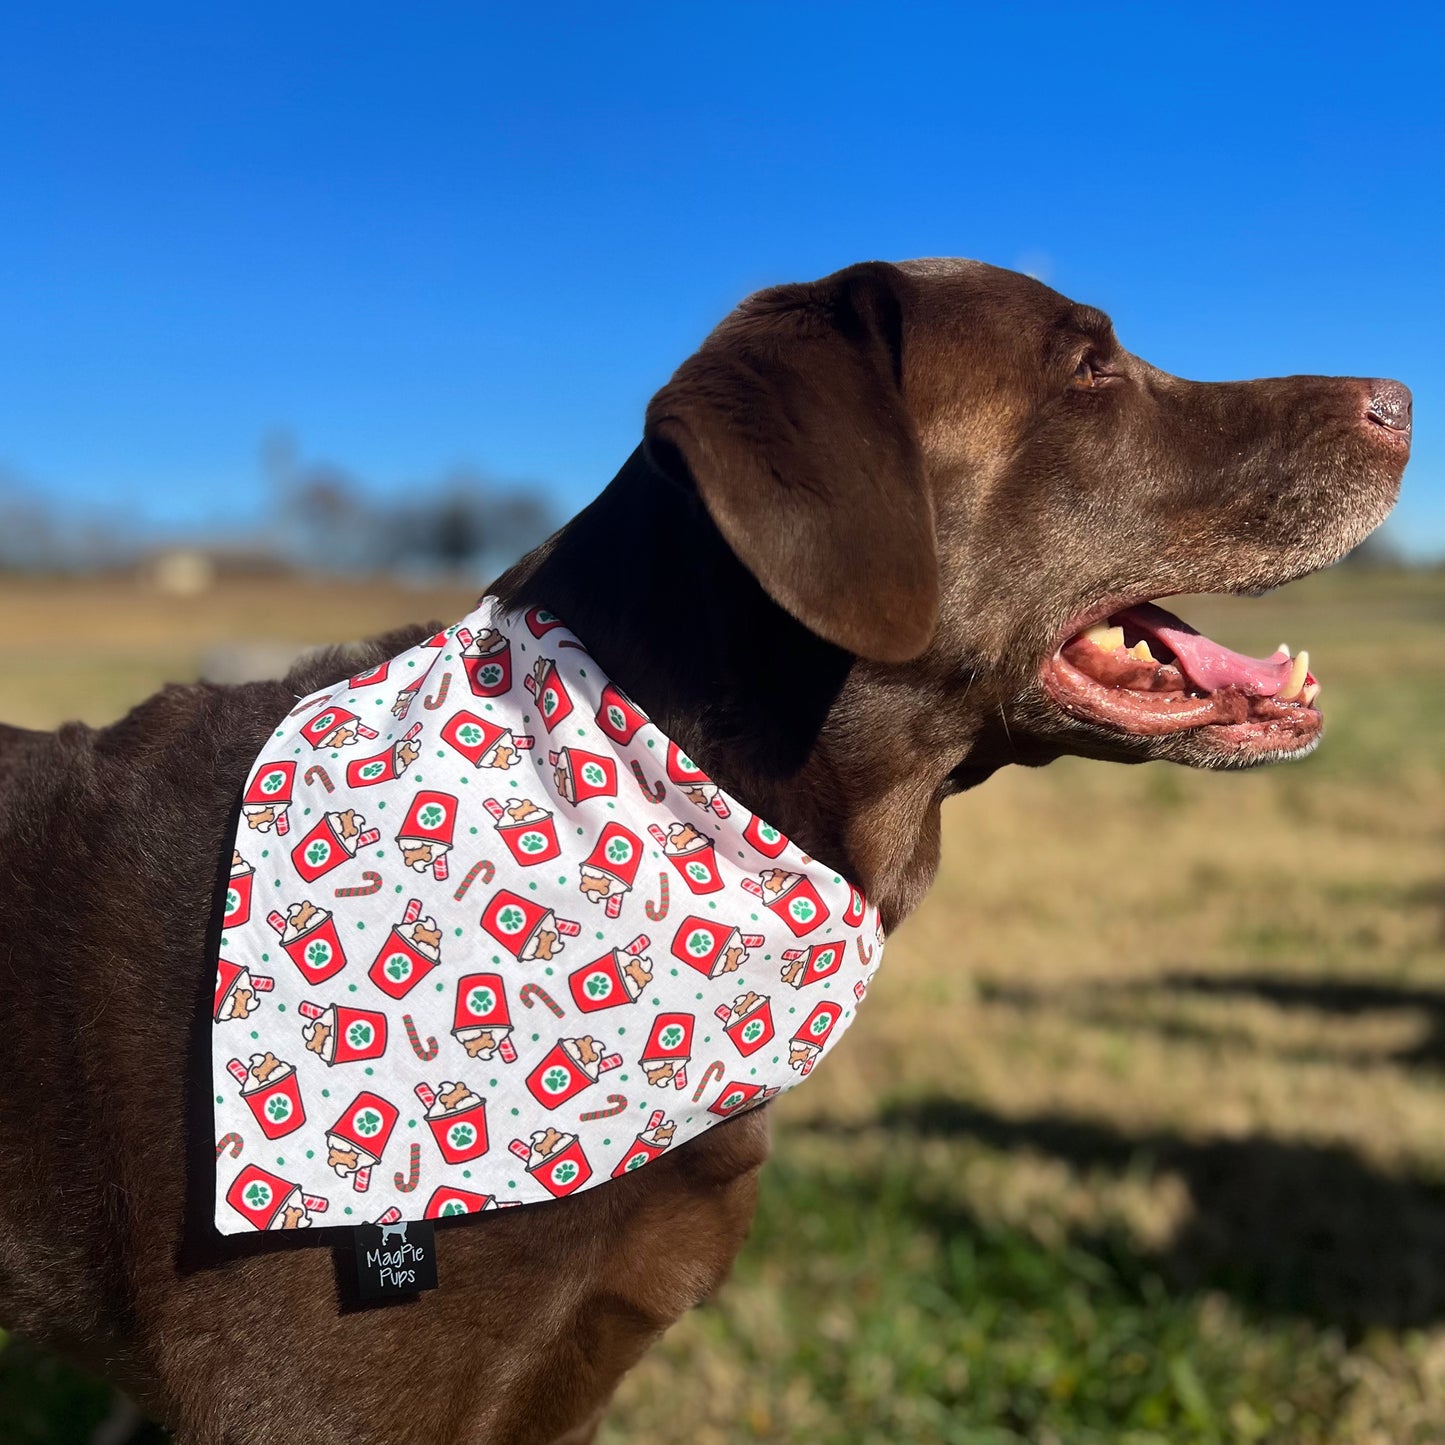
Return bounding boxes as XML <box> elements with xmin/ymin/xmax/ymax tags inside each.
<box><xmin>630</xmin><ymin>761</ymin><xmax>666</xmax><ymax>803</ymax></box>
<box><xmin>393</xmin><ymin>1142</ymin><xmax>421</xmax><ymax>1192</ymax></box>
<box><xmin>402</xmin><ymin>1013</ymin><xmax>439</xmax><ymax>1060</ymax></box>
<box><xmin>644</xmin><ymin>873</ymin><xmax>670</xmax><ymax>922</ymax></box>
<box><xmin>519</xmin><ymin>983</ymin><xmax>564</xmax><ymax>1017</ymax></box>
<box><xmin>692</xmin><ymin>1060</ymin><xmax>725</xmax><ymax>1102</ymax></box>
<box><xmin>303</xmin><ymin>763</ymin><xmax>335</xmax><ymax>793</ymax></box>
<box><xmin>215</xmin><ymin>1132</ymin><xmax>244</xmax><ymax>1158</ymax></box>
<box><xmin>334</xmin><ymin>869</ymin><xmax>384</xmax><ymax>899</ymax></box>
<box><xmin>423</xmin><ymin>670</ymin><xmax>451</xmax><ymax>710</ymax></box>
<box><xmin>453</xmin><ymin>858</ymin><xmax>496</xmax><ymax>900</ymax></box>
<box><xmin>579</xmin><ymin>1092</ymin><xmax>628</xmax><ymax>1121</ymax></box>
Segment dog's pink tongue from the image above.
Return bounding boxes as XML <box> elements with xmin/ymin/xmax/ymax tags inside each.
<box><xmin>1118</xmin><ymin>602</ymin><xmax>1294</xmax><ymax>697</ymax></box>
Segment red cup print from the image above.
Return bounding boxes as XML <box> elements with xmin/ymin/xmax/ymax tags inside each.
<box><xmin>509</xmin><ymin>1133</ymin><xmax>592</xmax><ymax>1198</ymax></box>
<box><xmin>716</xmin><ymin>997</ymin><xmax>776</xmax><ymax>1056</ymax></box>
<box><xmin>345</xmin><ymin>722</ymin><xmax>422</xmax><ymax>788</ymax></box>
<box><xmin>328</xmin><ymin>1090</ymin><xmax>399</xmax><ymax>1165</ymax></box>
<box><xmin>665</xmin><ymin>742</ymin><xmax>710</xmax><ymax>789</ymax></box>
<box><xmin>460</xmin><ymin>631</ymin><xmax>512</xmax><ymax>697</ymax></box>
<box><xmin>244</xmin><ymin>760</ymin><xmax>295</xmax><ymax>807</ymax></box>
<box><xmin>225</xmin><ymin>1164</ymin><xmax>313</xmax><ymax>1231</ymax></box>
<box><xmin>525</xmin><ymin>1038</ymin><xmax>622</xmax><ymax>1110</ymax></box>
<box><xmin>299</xmin><ymin>1001</ymin><xmax>388</xmax><ymax>1064</ymax></box>
<box><xmin>452</xmin><ymin>973</ymin><xmax>517</xmax><ymax>1063</ymax></box>
<box><xmin>441</xmin><ymin>710</ymin><xmax>530</xmax><ymax>769</ymax></box>
<box><xmin>524</xmin><ymin>658</ymin><xmax>573</xmax><ymax>732</ymax></box>
<box><xmin>789</xmin><ymin>1001</ymin><xmax>844</xmax><ymax>1074</ymax></box>
<box><xmin>707</xmin><ymin>1080</ymin><xmax>767</xmax><ymax>1118</ymax></box>
<box><xmin>594</xmin><ymin>683</ymin><xmax>647</xmax><ymax>744</ymax></box>
<box><xmin>425</xmin><ymin>1186</ymin><xmax>494</xmax><ymax>1218</ymax></box>
<box><xmin>395</xmin><ymin>790</ymin><xmax>456</xmax><ymax>880</ymax></box>
<box><xmin>549</xmin><ymin>747</ymin><xmax>618</xmax><ymax>805</ymax></box>
<box><xmin>743</xmin><ymin>813</ymin><xmax>790</xmax><ymax>859</ymax></box>
<box><xmin>579</xmin><ymin>823</ymin><xmax>644</xmax><ymax>918</ymax></box>
<box><xmin>744</xmin><ymin>873</ymin><xmax>830</xmax><ymax>937</ymax></box>
<box><xmin>299</xmin><ymin>705</ymin><xmax>373</xmax><ymax>750</ymax></box>
<box><xmin>842</xmin><ymin>885</ymin><xmax>868</xmax><ymax>929</ymax></box>
<box><xmin>291</xmin><ymin>813</ymin><xmax>378</xmax><ymax>883</ymax></box>
<box><xmin>780</xmin><ymin>940</ymin><xmax>845</xmax><ymax>989</ymax></box>
<box><xmin>214</xmin><ymin>959</ymin><xmax>274</xmax><ymax>1022</ymax></box>
<box><xmin>269</xmin><ymin>905</ymin><xmax>348</xmax><ymax>985</ymax></box>
<box><xmin>651</xmin><ymin>824</ymin><xmax>724</xmax><ymax>895</ymax></box>
<box><xmin>484</xmin><ymin>798</ymin><xmax>561</xmax><ymax>866</ymax></box>
<box><xmin>567</xmin><ymin>935</ymin><xmax>651</xmax><ymax>1013</ymax></box>
<box><xmin>639</xmin><ymin>1012</ymin><xmax>694</xmax><ymax>1089</ymax></box>
<box><xmin>368</xmin><ymin>906</ymin><xmax>441</xmax><ymax>999</ymax></box>
<box><xmin>228</xmin><ymin>1056</ymin><xmax>306</xmax><ymax>1139</ymax></box>
<box><xmin>223</xmin><ymin>858</ymin><xmax>254</xmax><ymax>929</ymax></box>
<box><xmin>416</xmin><ymin>1082</ymin><xmax>490</xmax><ymax>1164</ymax></box>
<box><xmin>524</xmin><ymin>605</ymin><xmax>567</xmax><ymax>639</ymax></box>
<box><xmin>348</xmin><ymin>661</ymin><xmax>390</xmax><ymax>688</ymax></box>
<box><xmin>480</xmin><ymin>890</ymin><xmax>577</xmax><ymax>961</ymax></box>
<box><xmin>611</xmin><ymin>1111</ymin><xmax>674</xmax><ymax>1178</ymax></box>
<box><xmin>669</xmin><ymin>917</ymin><xmax>763</xmax><ymax>979</ymax></box>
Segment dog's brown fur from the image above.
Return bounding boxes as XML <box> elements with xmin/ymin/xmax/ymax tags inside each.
<box><xmin>0</xmin><ymin>259</ymin><xmax>1408</xmax><ymax>1443</ymax></box>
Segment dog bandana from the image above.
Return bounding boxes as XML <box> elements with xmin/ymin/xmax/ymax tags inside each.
<box><xmin>213</xmin><ymin>598</ymin><xmax>884</xmax><ymax>1234</ymax></box>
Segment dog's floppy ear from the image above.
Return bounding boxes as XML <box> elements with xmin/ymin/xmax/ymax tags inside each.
<box><xmin>644</xmin><ymin>261</ymin><xmax>938</xmax><ymax>664</ymax></box>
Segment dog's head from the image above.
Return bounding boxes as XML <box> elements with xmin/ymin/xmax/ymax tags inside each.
<box><xmin>644</xmin><ymin>259</ymin><xmax>1408</xmax><ymax>775</ymax></box>
<box><xmin>503</xmin><ymin>258</ymin><xmax>1409</xmax><ymax>920</ymax></box>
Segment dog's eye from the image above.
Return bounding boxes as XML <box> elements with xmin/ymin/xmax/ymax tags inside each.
<box><xmin>1072</xmin><ymin>356</ymin><xmax>1099</xmax><ymax>388</ymax></box>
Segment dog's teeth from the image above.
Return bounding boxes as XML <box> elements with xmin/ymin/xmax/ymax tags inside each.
<box><xmin>1273</xmin><ymin>643</ymin><xmax>1291</xmax><ymax>659</ymax></box>
<box><xmin>1082</xmin><ymin>623</ymin><xmax>1126</xmax><ymax>651</ymax></box>
<box><xmin>1278</xmin><ymin>649</ymin><xmax>1310</xmax><ymax>702</ymax></box>
<box><xmin>1127</xmin><ymin>640</ymin><xmax>1155</xmax><ymax>662</ymax></box>
<box><xmin>1301</xmin><ymin>681</ymin><xmax>1320</xmax><ymax>707</ymax></box>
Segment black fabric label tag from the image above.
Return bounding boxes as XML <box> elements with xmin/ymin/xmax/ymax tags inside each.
<box><xmin>352</xmin><ymin>1220</ymin><xmax>438</xmax><ymax>1299</ymax></box>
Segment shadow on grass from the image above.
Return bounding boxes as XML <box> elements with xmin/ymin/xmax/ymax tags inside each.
<box><xmin>854</xmin><ymin>1095</ymin><xmax>1445</xmax><ymax>1333</ymax></box>
<box><xmin>983</xmin><ymin>966</ymin><xmax>1445</xmax><ymax>1069</ymax></box>
<box><xmin>1144</xmin><ymin>969</ymin><xmax>1445</xmax><ymax>1069</ymax></box>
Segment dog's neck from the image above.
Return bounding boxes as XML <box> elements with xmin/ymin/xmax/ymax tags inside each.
<box><xmin>492</xmin><ymin>446</ymin><xmax>993</xmax><ymax>928</ymax></box>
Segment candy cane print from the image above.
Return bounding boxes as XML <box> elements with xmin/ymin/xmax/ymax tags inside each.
<box><xmin>303</xmin><ymin>764</ymin><xmax>335</xmax><ymax>793</ymax></box>
<box><xmin>644</xmin><ymin>873</ymin><xmax>670</xmax><ymax>922</ymax></box>
<box><xmin>393</xmin><ymin>1142</ymin><xmax>422</xmax><ymax>1193</ymax></box>
<box><xmin>289</xmin><ymin>692</ymin><xmax>334</xmax><ymax>717</ymax></box>
<box><xmin>630</xmin><ymin>761</ymin><xmax>665</xmax><ymax>803</ymax></box>
<box><xmin>519</xmin><ymin>982</ymin><xmax>564</xmax><ymax>1017</ymax></box>
<box><xmin>453</xmin><ymin>858</ymin><xmax>496</xmax><ymax>901</ymax></box>
<box><xmin>691</xmin><ymin>1060</ymin><xmax>725</xmax><ymax>1103</ymax></box>
<box><xmin>334</xmin><ymin>870</ymin><xmax>384</xmax><ymax>899</ymax></box>
<box><xmin>579</xmin><ymin>1093</ymin><xmax>628</xmax><ymax>1122</ymax></box>
<box><xmin>423</xmin><ymin>670</ymin><xmax>452</xmax><ymax>710</ymax></box>
<box><xmin>402</xmin><ymin>1013</ymin><xmax>439</xmax><ymax>1061</ymax></box>
<box><xmin>856</xmin><ymin>936</ymin><xmax>874</xmax><ymax>966</ymax></box>
<box><xmin>215</xmin><ymin>1132</ymin><xmax>244</xmax><ymax>1158</ymax></box>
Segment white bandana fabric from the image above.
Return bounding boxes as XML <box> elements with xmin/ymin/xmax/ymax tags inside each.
<box><xmin>213</xmin><ymin>597</ymin><xmax>885</xmax><ymax>1234</ymax></box>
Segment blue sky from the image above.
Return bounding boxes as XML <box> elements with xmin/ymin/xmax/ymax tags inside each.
<box><xmin>2</xmin><ymin>2</ymin><xmax>1442</xmax><ymax>553</ymax></box>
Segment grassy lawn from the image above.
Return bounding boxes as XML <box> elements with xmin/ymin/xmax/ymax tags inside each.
<box><xmin>1</xmin><ymin>567</ymin><xmax>1442</xmax><ymax>1443</ymax></box>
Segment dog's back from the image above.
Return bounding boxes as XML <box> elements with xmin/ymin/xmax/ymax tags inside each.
<box><xmin>0</xmin><ymin>680</ymin><xmax>282</xmax><ymax>1353</ymax></box>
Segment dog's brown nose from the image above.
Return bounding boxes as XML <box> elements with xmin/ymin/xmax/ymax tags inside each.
<box><xmin>1366</xmin><ymin>379</ymin><xmax>1412</xmax><ymax>435</ymax></box>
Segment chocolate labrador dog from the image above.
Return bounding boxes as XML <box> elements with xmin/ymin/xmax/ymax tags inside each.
<box><xmin>0</xmin><ymin>258</ymin><xmax>1409</xmax><ymax>1443</ymax></box>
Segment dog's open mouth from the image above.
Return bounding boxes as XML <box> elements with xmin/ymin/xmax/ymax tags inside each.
<box><xmin>1043</xmin><ymin>599</ymin><xmax>1322</xmax><ymax>748</ymax></box>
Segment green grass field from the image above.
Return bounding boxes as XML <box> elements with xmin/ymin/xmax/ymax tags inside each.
<box><xmin>1</xmin><ymin>567</ymin><xmax>1442</xmax><ymax>1444</ymax></box>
